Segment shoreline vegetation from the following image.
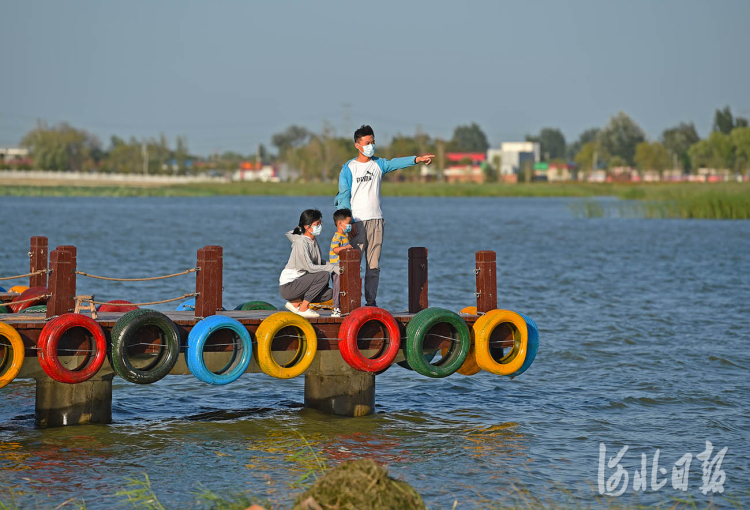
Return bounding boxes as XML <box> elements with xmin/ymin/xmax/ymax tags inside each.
<box><xmin>1</xmin><ymin>181</ymin><xmax>748</xmax><ymax>219</ymax></box>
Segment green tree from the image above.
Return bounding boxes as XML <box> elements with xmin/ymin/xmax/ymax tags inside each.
<box><xmin>608</xmin><ymin>156</ymin><xmax>627</xmax><ymax>169</ymax></box>
<box><xmin>713</xmin><ymin>106</ymin><xmax>734</xmax><ymax>134</ymax></box>
<box><xmin>661</xmin><ymin>122</ymin><xmax>700</xmax><ymax>171</ymax></box>
<box><xmin>730</xmin><ymin>127</ymin><xmax>750</xmax><ymax>173</ymax></box>
<box><xmin>634</xmin><ymin>142</ymin><xmax>671</xmax><ymax>177</ymax></box>
<box><xmin>567</xmin><ymin>128</ymin><xmax>600</xmax><ymax>159</ymax></box>
<box><xmin>598</xmin><ymin>111</ymin><xmax>645</xmax><ymax>165</ymax></box>
<box><xmin>272</xmin><ymin>125</ymin><xmax>310</xmax><ymax>158</ymax></box>
<box><xmin>449</xmin><ymin>123</ymin><xmax>489</xmax><ymax>152</ymax></box>
<box><xmin>527</xmin><ymin>128</ymin><xmax>566</xmax><ymax>160</ymax></box>
<box><xmin>688</xmin><ymin>132</ymin><xmax>733</xmax><ymax>170</ymax></box>
<box><xmin>21</xmin><ymin>122</ymin><xmax>100</xmax><ymax>171</ymax></box>
<box><xmin>574</xmin><ymin>141</ymin><xmax>607</xmax><ymax>176</ymax></box>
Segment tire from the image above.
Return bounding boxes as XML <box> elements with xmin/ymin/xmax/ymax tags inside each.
<box><xmin>8</xmin><ymin>285</ymin><xmax>28</xmax><ymax>294</ymax></box>
<box><xmin>0</xmin><ymin>286</ymin><xmax>6</xmax><ymax>292</ymax></box>
<box><xmin>439</xmin><ymin>306</ymin><xmax>482</xmax><ymax>376</ymax></box>
<box><xmin>396</xmin><ymin>351</ymin><xmax>438</xmax><ymax>371</ymax></box>
<box><xmin>508</xmin><ymin>313</ymin><xmax>539</xmax><ymax>378</ymax></box>
<box><xmin>98</xmin><ymin>300</ymin><xmax>139</xmax><ymax>313</ymax></box>
<box><xmin>339</xmin><ymin>307</ymin><xmax>401</xmax><ymax>372</ymax></box>
<box><xmin>37</xmin><ymin>313</ymin><xmax>107</xmax><ymax>384</ymax></box>
<box><xmin>234</xmin><ymin>301</ymin><xmax>277</xmax><ymax>311</ymax></box>
<box><xmin>10</xmin><ymin>286</ymin><xmax>48</xmax><ymax>313</ymax></box>
<box><xmin>473</xmin><ymin>310</ymin><xmax>528</xmax><ymax>376</ymax></box>
<box><xmin>186</xmin><ymin>315</ymin><xmax>252</xmax><ymax>385</ymax></box>
<box><xmin>254</xmin><ymin>311</ymin><xmax>317</xmax><ymax>379</ymax></box>
<box><xmin>405</xmin><ymin>308</ymin><xmax>471</xmax><ymax>378</ymax></box>
<box><xmin>110</xmin><ymin>309</ymin><xmax>181</xmax><ymax>384</ymax></box>
<box><xmin>175</xmin><ymin>298</ymin><xmax>196</xmax><ymax>311</ymax></box>
<box><xmin>21</xmin><ymin>305</ymin><xmax>47</xmax><ymax>314</ymax></box>
<box><xmin>0</xmin><ymin>322</ymin><xmax>25</xmax><ymax>388</ymax></box>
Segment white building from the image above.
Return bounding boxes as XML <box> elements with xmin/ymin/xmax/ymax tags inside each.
<box><xmin>0</xmin><ymin>147</ymin><xmax>30</xmax><ymax>160</ymax></box>
<box><xmin>231</xmin><ymin>165</ymin><xmax>279</xmax><ymax>182</ymax></box>
<box><xmin>488</xmin><ymin>142</ymin><xmax>540</xmax><ymax>175</ymax></box>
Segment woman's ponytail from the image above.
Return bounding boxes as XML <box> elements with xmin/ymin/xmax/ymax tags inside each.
<box><xmin>294</xmin><ymin>209</ymin><xmax>322</xmax><ymax>235</ymax></box>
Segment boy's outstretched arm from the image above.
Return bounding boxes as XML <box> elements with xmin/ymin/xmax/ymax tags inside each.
<box><xmin>381</xmin><ymin>154</ymin><xmax>436</xmax><ymax>174</ymax></box>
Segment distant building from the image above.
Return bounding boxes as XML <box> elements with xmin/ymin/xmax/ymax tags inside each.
<box><xmin>488</xmin><ymin>142</ymin><xmax>540</xmax><ymax>176</ymax></box>
<box><xmin>232</xmin><ymin>161</ymin><xmax>279</xmax><ymax>182</ymax></box>
<box><xmin>443</xmin><ymin>152</ymin><xmax>486</xmax><ymax>183</ymax></box>
<box><xmin>0</xmin><ymin>147</ymin><xmax>30</xmax><ymax>161</ymax></box>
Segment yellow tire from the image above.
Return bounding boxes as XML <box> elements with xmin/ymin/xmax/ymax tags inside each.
<box><xmin>442</xmin><ymin>306</ymin><xmax>481</xmax><ymax>376</ymax></box>
<box><xmin>255</xmin><ymin>312</ymin><xmax>317</xmax><ymax>379</ymax></box>
<box><xmin>474</xmin><ymin>309</ymin><xmax>528</xmax><ymax>376</ymax></box>
<box><xmin>0</xmin><ymin>322</ymin><xmax>25</xmax><ymax>388</ymax></box>
<box><xmin>8</xmin><ymin>285</ymin><xmax>29</xmax><ymax>294</ymax></box>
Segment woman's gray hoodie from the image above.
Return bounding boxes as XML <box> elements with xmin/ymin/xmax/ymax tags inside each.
<box><xmin>279</xmin><ymin>231</ymin><xmax>338</xmax><ymax>285</ymax></box>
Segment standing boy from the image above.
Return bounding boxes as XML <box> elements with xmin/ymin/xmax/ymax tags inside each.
<box><xmin>334</xmin><ymin>125</ymin><xmax>434</xmax><ymax>306</ymax></box>
<box><xmin>329</xmin><ymin>208</ymin><xmax>353</xmax><ymax>317</ymax></box>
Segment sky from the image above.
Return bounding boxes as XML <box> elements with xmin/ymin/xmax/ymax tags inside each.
<box><xmin>1</xmin><ymin>0</ymin><xmax>749</xmax><ymax>156</ymax></box>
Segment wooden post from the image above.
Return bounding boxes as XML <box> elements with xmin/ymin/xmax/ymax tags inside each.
<box><xmin>475</xmin><ymin>250</ymin><xmax>497</xmax><ymax>313</ymax></box>
<box><xmin>29</xmin><ymin>236</ymin><xmax>48</xmax><ymax>288</ymax></box>
<box><xmin>339</xmin><ymin>248</ymin><xmax>361</xmax><ymax>314</ymax></box>
<box><xmin>408</xmin><ymin>247</ymin><xmax>428</xmax><ymax>313</ymax></box>
<box><xmin>47</xmin><ymin>248</ymin><xmax>76</xmax><ymax>318</ymax></box>
<box><xmin>195</xmin><ymin>245</ymin><xmax>223</xmax><ymax>317</ymax></box>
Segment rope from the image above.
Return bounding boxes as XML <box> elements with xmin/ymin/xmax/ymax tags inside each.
<box><xmin>0</xmin><ymin>294</ymin><xmax>51</xmax><ymax>308</ymax></box>
<box><xmin>74</xmin><ymin>267</ymin><xmax>198</xmax><ymax>282</ymax></box>
<box><xmin>83</xmin><ymin>293</ymin><xmax>198</xmax><ymax>307</ymax></box>
<box><xmin>0</xmin><ymin>269</ymin><xmax>48</xmax><ymax>281</ymax></box>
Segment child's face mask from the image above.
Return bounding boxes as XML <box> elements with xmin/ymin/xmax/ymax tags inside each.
<box><xmin>343</xmin><ymin>223</ymin><xmax>352</xmax><ymax>233</ymax></box>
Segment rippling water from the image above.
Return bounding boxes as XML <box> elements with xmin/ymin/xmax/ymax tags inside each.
<box><xmin>1</xmin><ymin>196</ymin><xmax>749</xmax><ymax>508</ymax></box>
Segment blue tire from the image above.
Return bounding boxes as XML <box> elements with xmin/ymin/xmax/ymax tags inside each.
<box><xmin>186</xmin><ymin>315</ymin><xmax>252</xmax><ymax>385</ymax></box>
<box><xmin>510</xmin><ymin>313</ymin><xmax>539</xmax><ymax>378</ymax></box>
<box><xmin>0</xmin><ymin>286</ymin><xmax>6</xmax><ymax>292</ymax></box>
<box><xmin>175</xmin><ymin>298</ymin><xmax>196</xmax><ymax>311</ymax></box>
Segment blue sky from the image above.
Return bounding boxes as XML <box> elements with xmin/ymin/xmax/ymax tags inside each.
<box><xmin>1</xmin><ymin>0</ymin><xmax>748</xmax><ymax>155</ymax></box>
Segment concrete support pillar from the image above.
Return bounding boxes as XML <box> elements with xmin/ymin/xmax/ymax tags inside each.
<box><xmin>35</xmin><ymin>375</ymin><xmax>113</xmax><ymax>428</ymax></box>
<box><xmin>304</xmin><ymin>351</ymin><xmax>375</xmax><ymax>417</ymax></box>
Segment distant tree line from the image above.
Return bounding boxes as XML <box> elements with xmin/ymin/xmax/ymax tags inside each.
<box><xmin>5</xmin><ymin>107</ymin><xmax>750</xmax><ymax>179</ymax></box>
<box><xmin>528</xmin><ymin>107</ymin><xmax>750</xmax><ymax>177</ymax></box>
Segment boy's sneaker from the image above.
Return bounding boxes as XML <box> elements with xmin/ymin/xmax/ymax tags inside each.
<box><xmin>365</xmin><ymin>301</ymin><xmax>377</xmax><ymax>307</ymax></box>
<box><xmin>331</xmin><ymin>308</ymin><xmax>341</xmax><ymax>318</ymax></box>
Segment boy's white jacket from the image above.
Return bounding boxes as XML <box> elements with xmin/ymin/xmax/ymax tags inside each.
<box><xmin>279</xmin><ymin>230</ymin><xmax>338</xmax><ymax>285</ymax></box>
<box><xmin>333</xmin><ymin>156</ymin><xmax>417</xmax><ymax>210</ymax></box>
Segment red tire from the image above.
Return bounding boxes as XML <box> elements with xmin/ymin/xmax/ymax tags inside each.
<box><xmin>339</xmin><ymin>307</ymin><xmax>401</xmax><ymax>372</ymax></box>
<box><xmin>10</xmin><ymin>286</ymin><xmax>48</xmax><ymax>313</ymax></box>
<box><xmin>97</xmin><ymin>300</ymin><xmax>139</xmax><ymax>313</ymax></box>
<box><xmin>38</xmin><ymin>313</ymin><xmax>107</xmax><ymax>383</ymax></box>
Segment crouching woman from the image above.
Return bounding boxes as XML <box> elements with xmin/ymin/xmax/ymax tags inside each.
<box><xmin>279</xmin><ymin>209</ymin><xmax>339</xmax><ymax>318</ymax></box>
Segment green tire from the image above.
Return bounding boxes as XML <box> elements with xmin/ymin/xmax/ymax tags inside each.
<box><xmin>234</xmin><ymin>301</ymin><xmax>277</xmax><ymax>311</ymax></box>
<box><xmin>405</xmin><ymin>308</ymin><xmax>471</xmax><ymax>378</ymax></box>
<box><xmin>110</xmin><ymin>308</ymin><xmax>182</xmax><ymax>384</ymax></box>
<box><xmin>22</xmin><ymin>305</ymin><xmax>47</xmax><ymax>314</ymax></box>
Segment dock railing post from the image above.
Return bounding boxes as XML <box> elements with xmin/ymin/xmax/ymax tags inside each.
<box><xmin>46</xmin><ymin>246</ymin><xmax>76</xmax><ymax>318</ymax></box>
<box><xmin>195</xmin><ymin>245</ymin><xmax>223</xmax><ymax>318</ymax></box>
<box><xmin>475</xmin><ymin>250</ymin><xmax>497</xmax><ymax>313</ymax></box>
<box><xmin>339</xmin><ymin>248</ymin><xmax>361</xmax><ymax>314</ymax></box>
<box><xmin>408</xmin><ymin>247</ymin><xmax>428</xmax><ymax>313</ymax></box>
<box><xmin>30</xmin><ymin>236</ymin><xmax>48</xmax><ymax>288</ymax></box>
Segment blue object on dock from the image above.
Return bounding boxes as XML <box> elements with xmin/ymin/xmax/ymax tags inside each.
<box><xmin>175</xmin><ymin>298</ymin><xmax>196</xmax><ymax>311</ymax></box>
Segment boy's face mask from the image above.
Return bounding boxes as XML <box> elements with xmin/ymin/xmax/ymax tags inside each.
<box><xmin>360</xmin><ymin>143</ymin><xmax>375</xmax><ymax>158</ymax></box>
<box><xmin>343</xmin><ymin>223</ymin><xmax>352</xmax><ymax>233</ymax></box>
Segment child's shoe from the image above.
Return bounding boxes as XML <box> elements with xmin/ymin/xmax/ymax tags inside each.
<box><xmin>331</xmin><ymin>308</ymin><xmax>341</xmax><ymax>317</ymax></box>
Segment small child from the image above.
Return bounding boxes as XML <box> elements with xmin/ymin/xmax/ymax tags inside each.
<box><xmin>329</xmin><ymin>208</ymin><xmax>353</xmax><ymax>317</ymax></box>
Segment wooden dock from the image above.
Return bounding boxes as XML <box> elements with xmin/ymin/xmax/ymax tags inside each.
<box><xmin>1</xmin><ymin>237</ymin><xmax>513</xmax><ymax>428</ymax></box>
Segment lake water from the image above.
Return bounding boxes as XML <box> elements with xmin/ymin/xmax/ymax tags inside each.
<box><xmin>1</xmin><ymin>195</ymin><xmax>749</xmax><ymax>509</ymax></box>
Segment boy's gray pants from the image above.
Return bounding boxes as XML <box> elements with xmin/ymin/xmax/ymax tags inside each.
<box><xmin>350</xmin><ymin>219</ymin><xmax>384</xmax><ymax>305</ymax></box>
<box><xmin>332</xmin><ymin>273</ymin><xmax>340</xmax><ymax>308</ymax></box>
<box><xmin>279</xmin><ymin>271</ymin><xmax>333</xmax><ymax>303</ymax></box>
